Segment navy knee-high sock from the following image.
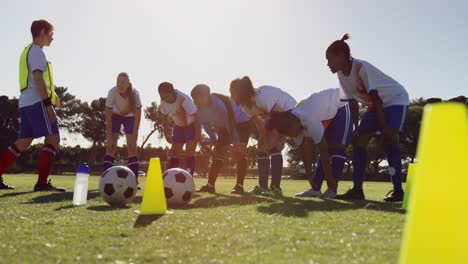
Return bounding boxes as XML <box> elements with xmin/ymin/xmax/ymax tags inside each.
<box><xmin>186</xmin><ymin>156</ymin><xmax>196</xmax><ymax>176</ymax></box>
<box><xmin>330</xmin><ymin>148</ymin><xmax>346</xmax><ymax>182</ymax></box>
<box><xmin>352</xmin><ymin>146</ymin><xmax>367</xmax><ymax>191</ymax></box>
<box><xmin>312</xmin><ymin>153</ymin><xmax>324</xmax><ymax>191</ymax></box>
<box><xmin>257</xmin><ymin>152</ymin><xmax>269</xmax><ymax>189</ymax></box>
<box><xmin>384</xmin><ymin>144</ymin><xmax>403</xmax><ymax>191</ymax></box>
<box><xmin>270</xmin><ymin>147</ymin><xmax>283</xmax><ymax>189</ymax></box>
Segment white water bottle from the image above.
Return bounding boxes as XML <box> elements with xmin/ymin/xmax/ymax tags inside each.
<box><xmin>73</xmin><ymin>163</ymin><xmax>90</xmax><ymax>205</ymax></box>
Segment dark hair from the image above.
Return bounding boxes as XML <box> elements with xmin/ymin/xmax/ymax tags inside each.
<box><xmin>230</xmin><ymin>76</ymin><xmax>255</xmax><ymax>106</ymax></box>
<box><xmin>158</xmin><ymin>82</ymin><xmax>175</xmax><ymax>94</ymax></box>
<box><xmin>326</xmin><ymin>33</ymin><xmax>351</xmax><ymax>60</ymax></box>
<box><xmin>191</xmin><ymin>84</ymin><xmax>210</xmax><ymax>97</ymax></box>
<box><xmin>117</xmin><ymin>72</ymin><xmax>137</xmax><ymax>114</ymax></box>
<box><xmin>31</xmin><ymin>20</ymin><xmax>54</xmax><ymax>38</ymax></box>
<box><xmin>268</xmin><ymin>111</ymin><xmax>301</xmax><ymax>135</ymax></box>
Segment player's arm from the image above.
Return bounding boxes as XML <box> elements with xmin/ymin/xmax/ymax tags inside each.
<box><xmin>369</xmin><ymin>90</ymin><xmax>391</xmax><ymax>136</ymax></box>
<box><xmin>252</xmin><ymin>115</ymin><xmax>267</xmax><ymax>152</ymax></box>
<box><xmin>192</xmin><ymin>113</ymin><xmax>202</xmax><ymax>143</ymax></box>
<box><xmin>315</xmin><ymin>137</ymin><xmax>337</xmax><ymax>192</ymax></box>
<box><xmin>162</xmin><ymin>114</ymin><xmax>173</xmax><ymax>144</ymax></box>
<box><xmin>302</xmin><ymin>137</ymin><xmax>315</xmax><ymax>188</ymax></box>
<box><xmin>133</xmin><ymin>107</ymin><xmax>142</xmax><ymax>136</ymax></box>
<box><xmin>349</xmin><ymin>99</ymin><xmax>359</xmax><ymax>130</ymax></box>
<box><xmin>33</xmin><ymin>71</ymin><xmax>56</xmax><ymax>123</ymax></box>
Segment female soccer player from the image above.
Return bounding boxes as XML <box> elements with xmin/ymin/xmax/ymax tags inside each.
<box><xmin>230</xmin><ymin>76</ymin><xmax>297</xmax><ymax>197</ymax></box>
<box><xmin>191</xmin><ymin>84</ymin><xmax>253</xmax><ymax>194</ymax></box>
<box><xmin>326</xmin><ymin>34</ymin><xmax>409</xmax><ymax>202</ymax></box>
<box><xmin>104</xmin><ymin>72</ymin><xmax>142</xmax><ymax>185</ymax></box>
<box><xmin>0</xmin><ymin>20</ymin><xmax>64</xmax><ymax>192</ymax></box>
<box><xmin>159</xmin><ymin>82</ymin><xmax>201</xmax><ymax>175</ymax></box>
<box><xmin>269</xmin><ymin>88</ymin><xmax>353</xmax><ymax>198</ymax></box>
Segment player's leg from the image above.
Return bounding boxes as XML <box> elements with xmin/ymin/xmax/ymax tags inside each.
<box><xmin>34</xmin><ymin>101</ymin><xmax>64</xmax><ymax>192</ymax></box>
<box><xmin>337</xmin><ymin>110</ymin><xmax>376</xmax><ymax>200</ymax></box>
<box><xmin>0</xmin><ymin>106</ymin><xmax>36</xmax><ymax>189</ymax></box>
<box><xmin>231</xmin><ymin>120</ymin><xmax>251</xmax><ymax>194</ymax></box>
<box><xmin>184</xmin><ymin>123</ymin><xmax>198</xmax><ymax>176</ymax></box>
<box><xmin>197</xmin><ymin>130</ymin><xmax>229</xmax><ymax>193</ymax></box>
<box><xmin>268</xmin><ymin>129</ymin><xmax>285</xmax><ymax>197</ymax></box>
<box><xmin>248</xmin><ymin>122</ymin><xmax>269</xmax><ymax>194</ymax></box>
<box><xmin>123</xmin><ymin>116</ymin><xmax>139</xmax><ymax>181</ymax></box>
<box><xmin>168</xmin><ymin>125</ymin><xmax>185</xmax><ymax>169</ymax></box>
<box><xmin>382</xmin><ymin>105</ymin><xmax>408</xmax><ymax>202</ymax></box>
<box><xmin>103</xmin><ymin>114</ymin><xmax>121</xmax><ymax>172</ymax></box>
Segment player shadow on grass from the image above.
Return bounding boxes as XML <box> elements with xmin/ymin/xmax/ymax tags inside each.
<box><xmin>0</xmin><ymin>191</ymin><xmax>34</xmax><ymax>198</ymax></box>
<box><xmin>22</xmin><ymin>190</ymin><xmax>101</xmax><ymax>204</ymax></box>
<box><xmin>182</xmin><ymin>193</ymin><xmax>278</xmax><ymax>209</ymax></box>
<box><xmin>256</xmin><ymin>196</ymin><xmax>405</xmax><ymax>217</ymax></box>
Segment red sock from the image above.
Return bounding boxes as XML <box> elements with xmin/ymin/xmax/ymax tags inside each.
<box><xmin>0</xmin><ymin>144</ymin><xmax>21</xmax><ymax>178</ymax></box>
<box><xmin>38</xmin><ymin>144</ymin><xmax>56</xmax><ymax>184</ymax></box>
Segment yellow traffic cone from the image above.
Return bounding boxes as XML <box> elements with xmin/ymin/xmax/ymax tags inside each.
<box><xmin>138</xmin><ymin>158</ymin><xmax>167</xmax><ymax>215</ymax></box>
<box><xmin>402</xmin><ymin>163</ymin><xmax>416</xmax><ymax>211</ymax></box>
<box><xmin>400</xmin><ymin>103</ymin><xmax>468</xmax><ymax>263</ymax></box>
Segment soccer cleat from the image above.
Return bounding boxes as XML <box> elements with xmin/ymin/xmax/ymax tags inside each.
<box><xmin>34</xmin><ymin>179</ymin><xmax>66</xmax><ymax>192</ymax></box>
<box><xmin>336</xmin><ymin>188</ymin><xmax>365</xmax><ymax>200</ymax></box>
<box><xmin>196</xmin><ymin>184</ymin><xmax>215</xmax><ymax>193</ymax></box>
<box><xmin>384</xmin><ymin>189</ymin><xmax>404</xmax><ymax>202</ymax></box>
<box><xmin>0</xmin><ymin>179</ymin><xmax>15</xmax><ymax>190</ymax></box>
<box><xmin>231</xmin><ymin>184</ymin><xmax>244</xmax><ymax>194</ymax></box>
<box><xmin>320</xmin><ymin>188</ymin><xmax>337</xmax><ymax>199</ymax></box>
<box><xmin>263</xmin><ymin>185</ymin><xmax>283</xmax><ymax>198</ymax></box>
<box><xmin>295</xmin><ymin>188</ymin><xmax>322</xmax><ymax>197</ymax></box>
<box><xmin>247</xmin><ymin>185</ymin><xmax>268</xmax><ymax>195</ymax></box>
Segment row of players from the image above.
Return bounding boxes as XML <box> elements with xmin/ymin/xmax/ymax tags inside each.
<box><xmin>0</xmin><ymin>20</ymin><xmax>409</xmax><ymax>202</ymax></box>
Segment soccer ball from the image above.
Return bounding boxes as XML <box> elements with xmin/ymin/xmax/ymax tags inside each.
<box><xmin>163</xmin><ymin>168</ymin><xmax>195</xmax><ymax>207</ymax></box>
<box><xmin>99</xmin><ymin>166</ymin><xmax>138</xmax><ymax>206</ymax></box>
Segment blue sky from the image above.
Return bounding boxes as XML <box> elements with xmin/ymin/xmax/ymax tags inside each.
<box><xmin>1</xmin><ymin>0</ymin><xmax>467</xmax><ymax>146</ymax></box>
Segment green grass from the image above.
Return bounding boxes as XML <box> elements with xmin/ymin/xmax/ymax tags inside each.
<box><xmin>0</xmin><ymin>174</ymin><xmax>405</xmax><ymax>264</ymax></box>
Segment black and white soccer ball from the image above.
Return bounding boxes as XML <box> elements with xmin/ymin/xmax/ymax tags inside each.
<box><xmin>163</xmin><ymin>168</ymin><xmax>195</xmax><ymax>207</ymax></box>
<box><xmin>99</xmin><ymin>166</ymin><xmax>137</xmax><ymax>206</ymax></box>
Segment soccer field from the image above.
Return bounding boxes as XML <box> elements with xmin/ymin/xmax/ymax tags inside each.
<box><xmin>0</xmin><ymin>175</ymin><xmax>405</xmax><ymax>264</ymax></box>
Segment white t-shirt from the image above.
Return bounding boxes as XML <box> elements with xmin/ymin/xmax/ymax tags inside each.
<box><xmin>337</xmin><ymin>58</ymin><xmax>409</xmax><ymax>111</ymax></box>
<box><xmin>160</xmin><ymin>90</ymin><xmax>198</xmax><ymax>126</ymax></box>
<box><xmin>242</xmin><ymin>85</ymin><xmax>297</xmax><ymax>117</ymax></box>
<box><xmin>19</xmin><ymin>44</ymin><xmax>48</xmax><ymax>108</ymax></box>
<box><xmin>293</xmin><ymin>88</ymin><xmax>347</xmax><ymax>144</ymax></box>
<box><xmin>105</xmin><ymin>86</ymin><xmax>142</xmax><ymax>117</ymax></box>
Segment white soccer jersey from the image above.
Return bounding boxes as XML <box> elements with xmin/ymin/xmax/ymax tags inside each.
<box><xmin>105</xmin><ymin>86</ymin><xmax>142</xmax><ymax>117</ymax></box>
<box><xmin>337</xmin><ymin>58</ymin><xmax>409</xmax><ymax>111</ymax></box>
<box><xmin>293</xmin><ymin>88</ymin><xmax>348</xmax><ymax>144</ymax></box>
<box><xmin>160</xmin><ymin>90</ymin><xmax>198</xmax><ymax>126</ymax></box>
<box><xmin>242</xmin><ymin>85</ymin><xmax>297</xmax><ymax>117</ymax></box>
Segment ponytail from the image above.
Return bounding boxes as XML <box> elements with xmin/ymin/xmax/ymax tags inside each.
<box><xmin>326</xmin><ymin>33</ymin><xmax>351</xmax><ymax>60</ymax></box>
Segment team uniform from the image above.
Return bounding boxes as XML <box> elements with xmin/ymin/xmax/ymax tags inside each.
<box><xmin>242</xmin><ymin>85</ymin><xmax>297</xmax><ymax>191</ymax></box>
<box><xmin>198</xmin><ymin>94</ymin><xmax>253</xmax><ymax>190</ymax></box>
<box><xmin>292</xmin><ymin>88</ymin><xmax>353</xmax><ymax>192</ymax></box>
<box><xmin>0</xmin><ymin>44</ymin><xmax>62</xmax><ymax>191</ymax></box>
<box><xmin>338</xmin><ymin>58</ymin><xmax>409</xmax><ymax>191</ymax></box>
<box><xmin>160</xmin><ymin>90</ymin><xmax>198</xmax><ymax>174</ymax></box>
<box><xmin>103</xmin><ymin>86</ymin><xmax>142</xmax><ymax>178</ymax></box>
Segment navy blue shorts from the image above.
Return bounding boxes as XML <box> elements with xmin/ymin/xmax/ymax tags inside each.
<box><xmin>173</xmin><ymin>123</ymin><xmax>196</xmax><ymax>144</ymax></box>
<box><xmin>111</xmin><ymin>114</ymin><xmax>135</xmax><ymax>134</ymax></box>
<box><xmin>18</xmin><ymin>101</ymin><xmax>60</xmax><ymax>139</ymax></box>
<box><xmin>358</xmin><ymin>105</ymin><xmax>408</xmax><ymax>134</ymax></box>
<box><xmin>324</xmin><ymin>104</ymin><xmax>353</xmax><ymax>145</ymax></box>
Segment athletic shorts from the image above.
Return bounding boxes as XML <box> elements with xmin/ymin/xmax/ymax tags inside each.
<box><xmin>216</xmin><ymin>120</ymin><xmax>252</xmax><ymax>146</ymax></box>
<box><xmin>111</xmin><ymin>114</ymin><xmax>135</xmax><ymax>134</ymax></box>
<box><xmin>173</xmin><ymin>123</ymin><xmax>196</xmax><ymax>144</ymax></box>
<box><xmin>18</xmin><ymin>101</ymin><xmax>60</xmax><ymax>139</ymax></box>
<box><xmin>358</xmin><ymin>105</ymin><xmax>408</xmax><ymax>134</ymax></box>
<box><xmin>324</xmin><ymin>104</ymin><xmax>353</xmax><ymax>145</ymax></box>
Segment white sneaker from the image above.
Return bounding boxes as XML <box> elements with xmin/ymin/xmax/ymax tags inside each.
<box><xmin>295</xmin><ymin>188</ymin><xmax>322</xmax><ymax>197</ymax></box>
<box><xmin>320</xmin><ymin>188</ymin><xmax>337</xmax><ymax>199</ymax></box>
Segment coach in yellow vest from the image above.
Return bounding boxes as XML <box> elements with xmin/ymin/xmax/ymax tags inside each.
<box><xmin>0</xmin><ymin>19</ymin><xmax>65</xmax><ymax>192</ymax></box>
